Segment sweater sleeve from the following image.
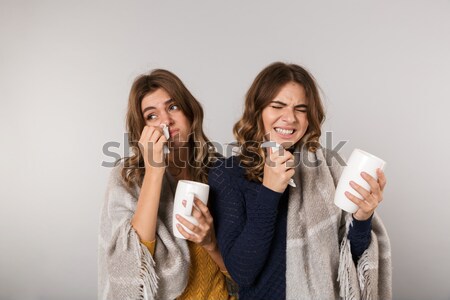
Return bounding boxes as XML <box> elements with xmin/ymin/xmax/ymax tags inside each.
<box><xmin>141</xmin><ymin>239</ymin><xmax>156</xmax><ymax>256</ymax></box>
<box><xmin>209</xmin><ymin>160</ymin><xmax>283</xmax><ymax>287</ymax></box>
<box><xmin>348</xmin><ymin>215</ymin><xmax>373</xmax><ymax>259</ymax></box>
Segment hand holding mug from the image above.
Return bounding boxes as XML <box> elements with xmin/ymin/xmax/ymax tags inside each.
<box><xmin>176</xmin><ymin>198</ymin><xmax>217</xmax><ymax>251</ymax></box>
<box><xmin>334</xmin><ymin>148</ymin><xmax>387</xmax><ymax>215</ymax></box>
<box><xmin>345</xmin><ymin>169</ymin><xmax>387</xmax><ymax>221</ymax></box>
<box><xmin>172</xmin><ymin>179</ymin><xmax>212</xmax><ymax>248</ymax></box>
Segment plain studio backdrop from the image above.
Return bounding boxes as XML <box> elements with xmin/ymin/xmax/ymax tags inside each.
<box><xmin>1</xmin><ymin>1</ymin><xmax>449</xmax><ymax>299</ymax></box>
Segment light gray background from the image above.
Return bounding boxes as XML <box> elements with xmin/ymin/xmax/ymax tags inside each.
<box><xmin>1</xmin><ymin>1</ymin><xmax>449</xmax><ymax>299</ymax></box>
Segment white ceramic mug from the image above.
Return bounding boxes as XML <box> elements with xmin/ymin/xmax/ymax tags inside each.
<box><xmin>172</xmin><ymin>180</ymin><xmax>209</xmax><ymax>239</ymax></box>
<box><xmin>334</xmin><ymin>148</ymin><xmax>386</xmax><ymax>213</ymax></box>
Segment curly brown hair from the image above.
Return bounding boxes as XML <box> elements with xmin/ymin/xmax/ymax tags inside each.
<box><xmin>233</xmin><ymin>62</ymin><xmax>325</xmax><ymax>182</ymax></box>
<box><xmin>120</xmin><ymin>69</ymin><xmax>215</xmax><ymax>187</ymax></box>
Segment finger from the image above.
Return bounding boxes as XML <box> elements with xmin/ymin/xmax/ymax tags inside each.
<box><xmin>140</xmin><ymin>125</ymin><xmax>149</xmax><ymax>137</ymax></box>
<box><xmin>176</xmin><ymin>214</ymin><xmax>199</xmax><ymax>233</ymax></box>
<box><xmin>149</xmin><ymin>126</ymin><xmax>164</xmax><ymax>143</ymax></box>
<box><xmin>191</xmin><ymin>206</ymin><xmax>206</xmax><ymax>225</ymax></box>
<box><xmin>377</xmin><ymin>169</ymin><xmax>387</xmax><ymax>191</ymax></box>
<box><xmin>275</xmin><ymin>149</ymin><xmax>294</xmax><ymax>164</ymax></box>
<box><xmin>286</xmin><ymin>168</ymin><xmax>295</xmax><ymax>178</ymax></box>
<box><xmin>361</xmin><ymin>172</ymin><xmax>381</xmax><ymax>196</ymax></box>
<box><xmin>138</xmin><ymin>126</ymin><xmax>151</xmax><ymax>144</ymax></box>
<box><xmin>345</xmin><ymin>191</ymin><xmax>368</xmax><ymax>209</ymax></box>
<box><xmin>176</xmin><ymin>223</ymin><xmax>196</xmax><ymax>241</ymax></box>
<box><xmin>349</xmin><ymin>180</ymin><xmax>371</xmax><ymax>200</ymax></box>
<box><xmin>285</xmin><ymin>158</ymin><xmax>296</xmax><ymax>169</ymax></box>
<box><xmin>267</xmin><ymin>147</ymin><xmax>279</xmax><ymax>162</ymax></box>
<box><xmin>194</xmin><ymin>198</ymin><xmax>213</xmax><ymax>224</ymax></box>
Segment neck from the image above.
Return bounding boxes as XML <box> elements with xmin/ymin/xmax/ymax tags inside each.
<box><xmin>167</xmin><ymin>147</ymin><xmax>190</xmax><ymax>180</ymax></box>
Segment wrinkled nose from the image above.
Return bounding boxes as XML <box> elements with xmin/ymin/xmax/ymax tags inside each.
<box><xmin>281</xmin><ymin>108</ymin><xmax>296</xmax><ymax>123</ymax></box>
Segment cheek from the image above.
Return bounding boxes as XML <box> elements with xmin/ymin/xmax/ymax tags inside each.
<box><xmin>301</xmin><ymin>119</ymin><xmax>309</xmax><ymax>132</ymax></box>
<box><xmin>182</xmin><ymin>119</ymin><xmax>192</xmax><ymax>136</ymax></box>
<box><xmin>261</xmin><ymin>111</ymin><xmax>274</xmax><ymax>131</ymax></box>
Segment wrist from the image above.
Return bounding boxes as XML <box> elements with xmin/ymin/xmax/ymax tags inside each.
<box><xmin>202</xmin><ymin>241</ymin><xmax>218</xmax><ymax>253</ymax></box>
<box><xmin>353</xmin><ymin>211</ymin><xmax>373</xmax><ymax>221</ymax></box>
<box><xmin>262</xmin><ymin>180</ymin><xmax>284</xmax><ymax>193</ymax></box>
<box><xmin>143</xmin><ymin>168</ymin><xmax>165</xmax><ymax>183</ymax></box>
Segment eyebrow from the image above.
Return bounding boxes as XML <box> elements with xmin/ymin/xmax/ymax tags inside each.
<box><xmin>142</xmin><ymin>98</ymin><xmax>174</xmax><ymax>114</ymax></box>
<box><xmin>271</xmin><ymin>100</ymin><xmax>308</xmax><ymax>108</ymax></box>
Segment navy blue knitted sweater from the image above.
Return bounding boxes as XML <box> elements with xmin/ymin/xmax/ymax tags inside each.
<box><xmin>209</xmin><ymin>156</ymin><xmax>371</xmax><ymax>300</ymax></box>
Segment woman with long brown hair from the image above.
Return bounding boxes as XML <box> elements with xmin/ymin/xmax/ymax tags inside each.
<box><xmin>209</xmin><ymin>62</ymin><xmax>392</xmax><ymax>299</ymax></box>
<box><xmin>99</xmin><ymin>69</ymin><xmax>235</xmax><ymax>299</ymax></box>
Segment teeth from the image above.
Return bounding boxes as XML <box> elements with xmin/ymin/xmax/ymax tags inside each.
<box><xmin>275</xmin><ymin>128</ymin><xmax>294</xmax><ymax>135</ymax></box>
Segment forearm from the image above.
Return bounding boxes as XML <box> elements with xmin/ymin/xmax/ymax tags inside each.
<box><xmin>348</xmin><ymin>214</ymin><xmax>373</xmax><ymax>259</ymax></box>
<box><xmin>222</xmin><ymin>218</ymin><xmax>277</xmax><ymax>284</ymax></box>
<box><xmin>219</xmin><ymin>186</ymin><xmax>282</xmax><ymax>285</ymax></box>
<box><xmin>206</xmin><ymin>244</ymin><xmax>227</xmax><ymax>272</ymax></box>
<box><xmin>131</xmin><ymin>170</ymin><xmax>164</xmax><ymax>242</ymax></box>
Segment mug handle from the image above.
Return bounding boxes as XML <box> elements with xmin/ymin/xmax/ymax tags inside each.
<box><xmin>183</xmin><ymin>192</ymin><xmax>194</xmax><ymax>216</ymax></box>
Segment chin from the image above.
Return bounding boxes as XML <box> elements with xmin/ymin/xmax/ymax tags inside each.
<box><xmin>170</xmin><ymin>140</ymin><xmax>189</xmax><ymax>149</ymax></box>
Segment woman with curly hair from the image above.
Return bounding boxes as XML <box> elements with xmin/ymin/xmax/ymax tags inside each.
<box><xmin>99</xmin><ymin>69</ymin><xmax>236</xmax><ymax>299</ymax></box>
<box><xmin>209</xmin><ymin>62</ymin><xmax>392</xmax><ymax>299</ymax></box>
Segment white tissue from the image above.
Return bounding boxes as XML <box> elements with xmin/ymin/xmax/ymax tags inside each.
<box><xmin>161</xmin><ymin>124</ymin><xmax>170</xmax><ymax>154</ymax></box>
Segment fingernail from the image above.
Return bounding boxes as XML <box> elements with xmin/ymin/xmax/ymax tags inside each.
<box><xmin>345</xmin><ymin>191</ymin><xmax>350</xmax><ymax>196</ymax></box>
<box><xmin>361</xmin><ymin>172</ymin><xmax>367</xmax><ymax>177</ymax></box>
<box><xmin>176</xmin><ymin>214</ymin><xmax>180</xmax><ymax>219</ymax></box>
<box><xmin>349</xmin><ymin>181</ymin><xmax>355</xmax><ymax>187</ymax></box>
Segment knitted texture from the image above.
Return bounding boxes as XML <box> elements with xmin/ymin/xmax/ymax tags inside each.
<box><xmin>98</xmin><ymin>164</ymin><xmax>190</xmax><ymax>299</ymax></box>
<box><xmin>178</xmin><ymin>242</ymin><xmax>231</xmax><ymax>300</ymax></box>
<box><xmin>99</xmin><ymin>164</ymin><xmax>233</xmax><ymax>299</ymax></box>
<box><xmin>141</xmin><ymin>239</ymin><xmax>231</xmax><ymax>300</ymax></box>
<box><xmin>209</xmin><ymin>155</ymin><xmax>288</xmax><ymax>300</ymax></box>
<box><xmin>209</xmin><ymin>148</ymin><xmax>391</xmax><ymax>300</ymax></box>
<box><xmin>285</xmin><ymin>146</ymin><xmax>392</xmax><ymax>300</ymax></box>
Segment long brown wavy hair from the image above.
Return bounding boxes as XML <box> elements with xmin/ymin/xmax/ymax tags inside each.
<box><xmin>233</xmin><ymin>62</ymin><xmax>325</xmax><ymax>182</ymax></box>
<box><xmin>120</xmin><ymin>69</ymin><xmax>215</xmax><ymax>187</ymax></box>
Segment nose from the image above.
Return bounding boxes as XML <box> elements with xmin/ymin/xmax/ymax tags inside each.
<box><xmin>159</xmin><ymin>111</ymin><xmax>174</xmax><ymax>126</ymax></box>
<box><xmin>281</xmin><ymin>108</ymin><xmax>296</xmax><ymax>123</ymax></box>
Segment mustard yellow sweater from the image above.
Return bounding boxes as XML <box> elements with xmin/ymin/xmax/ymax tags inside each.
<box><xmin>142</xmin><ymin>240</ymin><xmax>233</xmax><ymax>300</ymax></box>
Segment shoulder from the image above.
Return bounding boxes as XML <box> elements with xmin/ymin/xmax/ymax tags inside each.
<box><xmin>107</xmin><ymin>161</ymin><xmax>126</xmax><ymax>186</ymax></box>
<box><xmin>106</xmin><ymin>161</ymin><xmax>139</xmax><ymax>198</ymax></box>
<box><xmin>315</xmin><ymin>146</ymin><xmax>346</xmax><ymax>183</ymax></box>
<box><xmin>103</xmin><ymin>162</ymin><xmax>123</xmax><ymax>189</ymax></box>
<box><xmin>321</xmin><ymin>147</ymin><xmax>345</xmax><ymax>163</ymax></box>
<box><xmin>306</xmin><ymin>146</ymin><xmax>346</xmax><ymax>169</ymax></box>
<box><xmin>209</xmin><ymin>155</ymin><xmax>246</xmax><ymax>177</ymax></box>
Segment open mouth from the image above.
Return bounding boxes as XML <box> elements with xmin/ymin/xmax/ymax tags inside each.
<box><xmin>274</xmin><ymin>127</ymin><xmax>296</xmax><ymax>136</ymax></box>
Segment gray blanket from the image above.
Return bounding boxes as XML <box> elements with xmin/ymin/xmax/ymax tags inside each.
<box><xmin>98</xmin><ymin>165</ymin><xmax>190</xmax><ymax>300</ymax></box>
<box><xmin>286</xmin><ymin>147</ymin><xmax>392</xmax><ymax>299</ymax></box>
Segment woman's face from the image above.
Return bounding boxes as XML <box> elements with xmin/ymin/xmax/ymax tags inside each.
<box><xmin>141</xmin><ymin>88</ymin><xmax>191</xmax><ymax>148</ymax></box>
<box><xmin>261</xmin><ymin>81</ymin><xmax>309</xmax><ymax>148</ymax></box>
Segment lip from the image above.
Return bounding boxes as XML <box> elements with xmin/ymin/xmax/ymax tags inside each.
<box><xmin>169</xmin><ymin>129</ymin><xmax>179</xmax><ymax>138</ymax></box>
<box><xmin>274</xmin><ymin>126</ymin><xmax>295</xmax><ymax>131</ymax></box>
<box><xmin>273</xmin><ymin>127</ymin><xmax>296</xmax><ymax>138</ymax></box>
